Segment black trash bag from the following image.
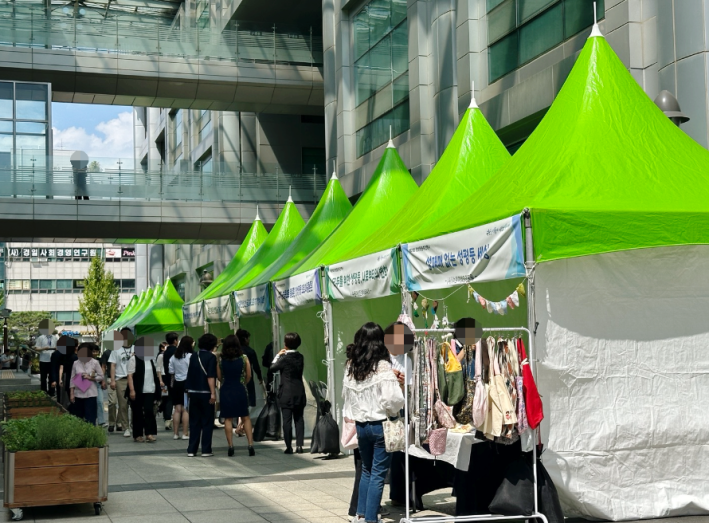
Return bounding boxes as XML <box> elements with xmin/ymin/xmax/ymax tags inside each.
<box><xmin>310</xmin><ymin>400</ymin><xmax>340</xmax><ymax>455</ymax></box>
<box><xmin>488</xmin><ymin>456</ymin><xmax>535</xmax><ymax>516</ymax></box>
<box><xmin>537</xmin><ymin>455</ymin><xmax>564</xmax><ymax>523</ymax></box>
<box><xmin>253</xmin><ymin>393</ymin><xmax>281</xmax><ymax>442</ymax></box>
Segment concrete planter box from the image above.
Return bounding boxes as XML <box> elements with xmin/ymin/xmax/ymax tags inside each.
<box><xmin>4</xmin><ymin>447</ymin><xmax>108</xmax><ymax>519</ymax></box>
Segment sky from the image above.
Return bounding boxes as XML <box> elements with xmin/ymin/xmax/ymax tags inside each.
<box><xmin>52</xmin><ymin>103</ymin><xmax>134</xmax><ymax>162</ymax></box>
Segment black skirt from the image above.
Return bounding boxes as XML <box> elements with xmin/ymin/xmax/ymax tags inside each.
<box><xmin>171</xmin><ymin>379</ymin><xmax>186</xmax><ymax>405</ymax></box>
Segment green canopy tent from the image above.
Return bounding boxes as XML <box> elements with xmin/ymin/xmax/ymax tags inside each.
<box><xmin>107</xmin><ymin>294</ymin><xmax>138</xmax><ymax>332</ymax></box>
<box><xmin>235</xmin><ymin>173</ymin><xmax>353</xmax><ymax>386</ymax></box>
<box><xmin>204</xmin><ymin>198</ymin><xmax>305</xmax><ymax>348</ymax></box>
<box><xmin>390</xmin><ymin>26</ymin><xmax>709</xmax><ymax>520</ymax></box>
<box><xmin>275</xmin><ymin>143</ymin><xmax>418</xmax><ymax>408</ymax></box>
<box><xmin>134</xmin><ymin>279</ymin><xmax>185</xmax><ymax>337</ymax></box>
<box><xmin>182</xmin><ymin>213</ymin><xmax>269</xmax><ymax>337</ymax></box>
<box><xmin>120</xmin><ymin>283</ymin><xmax>162</xmax><ymax>331</ymax></box>
<box><xmin>114</xmin><ymin>286</ymin><xmax>155</xmax><ymax>331</ymax></box>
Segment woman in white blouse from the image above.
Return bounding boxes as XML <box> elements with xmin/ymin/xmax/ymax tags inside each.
<box><xmin>169</xmin><ymin>336</ymin><xmax>193</xmax><ymax>440</ymax></box>
<box><xmin>342</xmin><ymin>322</ymin><xmax>405</xmax><ymax>523</ymax></box>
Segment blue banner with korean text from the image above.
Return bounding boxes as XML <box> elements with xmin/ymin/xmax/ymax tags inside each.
<box><xmin>402</xmin><ymin>215</ymin><xmax>525</xmax><ymax>291</ymax></box>
<box><xmin>325</xmin><ymin>248</ymin><xmax>400</xmax><ymax>302</ymax></box>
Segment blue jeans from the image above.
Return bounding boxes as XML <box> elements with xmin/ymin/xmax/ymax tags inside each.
<box><xmin>96</xmin><ymin>386</ymin><xmax>106</xmax><ymax>425</ymax></box>
<box><xmin>356</xmin><ymin>420</ymin><xmax>392</xmax><ymax>522</ymax></box>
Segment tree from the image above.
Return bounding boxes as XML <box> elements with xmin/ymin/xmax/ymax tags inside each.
<box><xmin>0</xmin><ymin>288</ymin><xmax>4</xmax><ymax>308</ymax></box>
<box><xmin>79</xmin><ymin>255</ymin><xmax>120</xmax><ymax>342</ymax></box>
<box><xmin>87</xmin><ymin>160</ymin><xmax>102</xmax><ymax>172</ymax></box>
<box><xmin>7</xmin><ymin>311</ymin><xmax>52</xmax><ymax>345</ymax></box>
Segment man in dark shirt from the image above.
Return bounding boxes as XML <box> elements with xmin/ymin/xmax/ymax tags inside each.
<box><xmin>161</xmin><ymin>332</ymin><xmax>179</xmax><ymax>430</ymax></box>
<box><xmin>236</xmin><ymin>329</ymin><xmax>263</xmax><ymax>411</ymax></box>
<box><xmin>185</xmin><ymin>333</ymin><xmax>218</xmax><ymax>457</ymax></box>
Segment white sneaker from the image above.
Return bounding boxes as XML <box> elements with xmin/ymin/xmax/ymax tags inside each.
<box><xmin>123</xmin><ymin>429</ymin><xmax>131</xmax><ymax>437</ymax></box>
<box><xmin>187</xmin><ymin>453</ymin><xmax>195</xmax><ymax>457</ymax></box>
<box><xmin>181</xmin><ymin>434</ymin><xmax>189</xmax><ymax>440</ymax></box>
<box><xmin>165</xmin><ymin>420</ymin><xmax>172</xmax><ymax>430</ymax></box>
<box><xmin>173</xmin><ymin>434</ymin><xmax>179</xmax><ymax>440</ymax></box>
<box><xmin>202</xmin><ymin>453</ymin><xmax>214</xmax><ymax>457</ymax></box>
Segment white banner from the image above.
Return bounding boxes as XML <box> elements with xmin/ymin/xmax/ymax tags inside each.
<box><xmin>402</xmin><ymin>215</ymin><xmax>525</xmax><ymax>291</ymax></box>
<box><xmin>205</xmin><ymin>294</ymin><xmax>233</xmax><ymax>324</ymax></box>
<box><xmin>325</xmin><ymin>248</ymin><xmax>400</xmax><ymax>302</ymax></box>
<box><xmin>234</xmin><ymin>284</ymin><xmax>270</xmax><ymax>316</ymax></box>
<box><xmin>182</xmin><ymin>302</ymin><xmax>204</xmax><ymax>328</ymax></box>
<box><xmin>273</xmin><ymin>269</ymin><xmax>321</xmax><ymax>312</ymax></box>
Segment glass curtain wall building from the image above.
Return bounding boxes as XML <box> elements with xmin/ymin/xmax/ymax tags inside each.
<box><xmin>0</xmin><ymin>81</ymin><xmax>51</xmax><ymax>169</ymax></box>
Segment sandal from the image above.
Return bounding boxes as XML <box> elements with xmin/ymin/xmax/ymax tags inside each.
<box><xmin>134</xmin><ymin>437</ymin><xmax>145</xmax><ymax>443</ymax></box>
<box><xmin>147</xmin><ymin>436</ymin><xmax>156</xmax><ymax>443</ymax></box>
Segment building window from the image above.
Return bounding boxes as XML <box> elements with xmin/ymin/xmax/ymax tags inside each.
<box><xmin>0</xmin><ymin>81</ymin><xmax>50</xmax><ymax>169</ymax></box>
<box><xmin>171</xmin><ymin>275</ymin><xmax>186</xmax><ymax>301</ymax></box>
<box><xmin>301</xmin><ymin>147</ymin><xmax>326</xmax><ymax>175</ymax></box>
<box><xmin>353</xmin><ymin>0</ymin><xmax>408</xmax><ymax>157</ymax></box>
<box><xmin>196</xmin><ymin>110</ymin><xmax>212</xmax><ymax>144</ymax></box>
<box><xmin>488</xmin><ymin>0</ymin><xmax>605</xmax><ymax>83</ymax></box>
<box><xmin>172</xmin><ymin>109</ymin><xmax>183</xmax><ymax>164</ymax></box>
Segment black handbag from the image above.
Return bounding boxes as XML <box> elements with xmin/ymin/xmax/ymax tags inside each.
<box><xmin>537</xmin><ymin>450</ymin><xmax>564</xmax><ymax>523</ymax></box>
<box><xmin>253</xmin><ymin>392</ymin><xmax>282</xmax><ymax>442</ymax></box>
<box><xmin>488</xmin><ymin>456</ymin><xmax>535</xmax><ymax>516</ymax></box>
<box><xmin>310</xmin><ymin>400</ymin><xmax>340</xmax><ymax>455</ymax></box>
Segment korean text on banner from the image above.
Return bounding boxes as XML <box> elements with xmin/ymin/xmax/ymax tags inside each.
<box><xmin>325</xmin><ymin>248</ymin><xmax>400</xmax><ymax>302</ymax></box>
<box><xmin>205</xmin><ymin>295</ymin><xmax>233</xmax><ymax>323</ymax></box>
<box><xmin>402</xmin><ymin>215</ymin><xmax>525</xmax><ymax>292</ymax></box>
<box><xmin>183</xmin><ymin>302</ymin><xmax>204</xmax><ymax>328</ymax></box>
<box><xmin>273</xmin><ymin>269</ymin><xmax>321</xmax><ymax>313</ymax></box>
<box><xmin>234</xmin><ymin>284</ymin><xmax>270</xmax><ymax>316</ymax></box>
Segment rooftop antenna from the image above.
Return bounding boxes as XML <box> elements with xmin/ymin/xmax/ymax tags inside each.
<box><xmin>287</xmin><ymin>186</ymin><xmax>293</xmax><ymax>203</ymax></box>
<box><xmin>589</xmin><ymin>1</ymin><xmax>603</xmax><ymax>38</ymax></box>
<box><xmin>255</xmin><ymin>204</ymin><xmax>261</xmax><ymax>221</ymax></box>
<box><xmin>331</xmin><ymin>160</ymin><xmax>338</xmax><ymax>180</ymax></box>
<box><xmin>469</xmin><ymin>80</ymin><xmax>478</xmax><ymax>109</ymax></box>
<box><xmin>386</xmin><ymin>125</ymin><xmax>395</xmax><ymax>148</ymax></box>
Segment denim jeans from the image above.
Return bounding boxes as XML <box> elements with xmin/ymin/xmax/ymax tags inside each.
<box><xmin>356</xmin><ymin>420</ymin><xmax>392</xmax><ymax>523</ymax></box>
<box><xmin>96</xmin><ymin>386</ymin><xmax>106</xmax><ymax>426</ymax></box>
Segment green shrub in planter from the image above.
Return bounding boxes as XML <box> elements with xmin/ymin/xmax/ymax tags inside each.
<box><xmin>1</xmin><ymin>413</ymin><xmax>107</xmax><ymax>452</ymax></box>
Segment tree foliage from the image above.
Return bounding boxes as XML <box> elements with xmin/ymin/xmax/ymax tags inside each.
<box><xmin>6</xmin><ymin>311</ymin><xmax>52</xmax><ymax>345</ymax></box>
<box><xmin>87</xmin><ymin>160</ymin><xmax>102</xmax><ymax>172</ymax></box>
<box><xmin>78</xmin><ymin>256</ymin><xmax>120</xmax><ymax>342</ymax></box>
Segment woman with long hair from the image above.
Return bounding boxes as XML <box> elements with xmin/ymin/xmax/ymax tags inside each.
<box><xmin>343</xmin><ymin>322</ymin><xmax>405</xmax><ymax>523</ymax></box>
<box><xmin>217</xmin><ymin>335</ymin><xmax>255</xmax><ymax>456</ymax></box>
<box><xmin>169</xmin><ymin>336</ymin><xmax>193</xmax><ymax>440</ymax></box>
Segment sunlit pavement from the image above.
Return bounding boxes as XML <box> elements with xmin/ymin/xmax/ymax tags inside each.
<box><xmin>0</xmin><ymin>427</ymin><xmax>457</xmax><ymax>523</ymax></box>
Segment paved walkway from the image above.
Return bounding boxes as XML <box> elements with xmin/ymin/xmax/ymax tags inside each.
<box><xmin>0</xmin><ymin>427</ymin><xmax>455</xmax><ymax>523</ymax></box>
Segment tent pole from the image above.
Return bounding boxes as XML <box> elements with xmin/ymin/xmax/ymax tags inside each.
<box><xmin>319</xmin><ymin>267</ymin><xmax>337</xmax><ymax>415</ymax></box>
<box><xmin>398</xmin><ymin>245</ymin><xmax>413</xmax><ymax>317</ymax></box>
<box><xmin>523</xmin><ymin>207</ymin><xmax>539</xmax><ymax>515</ymax></box>
<box><xmin>270</xmin><ymin>287</ymin><xmax>280</xmax><ymax>353</ymax></box>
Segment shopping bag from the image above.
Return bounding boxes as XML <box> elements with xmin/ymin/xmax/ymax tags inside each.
<box><xmin>341</xmin><ymin>418</ymin><xmax>358</xmax><ymax>450</ymax></box>
<box><xmin>488</xmin><ymin>457</ymin><xmax>535</xmax><ymax>516</ymax></box>
<box><xmin>311</xmin><ymin>407</ymin><xmax>340</xmax><ymax>455</ymax></box>
<box><xmin>518</xmin><ymin>338</ymin><xmax>544</xmax><ymax>429</ymax></box>
<box><xmin>253</xmin><ymin>393</ymin><xmax>281</xmax><ymax>442</ymax></box>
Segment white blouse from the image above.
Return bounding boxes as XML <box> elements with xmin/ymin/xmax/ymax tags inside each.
<box><xmin>342</xmin><ymin>360</ymin><xmax>405</xmax><ymax>422</ymax></box>
<box><xmin>169</xmin><ymin>353</ymin><xmax>191</xmax><ymax>381</ymax></box>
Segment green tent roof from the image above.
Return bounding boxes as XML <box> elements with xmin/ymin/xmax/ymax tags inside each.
<box><xmin>243</xmin><ymin>174</ymin><xmax>353</xmax><ymax>288</ymax></box>
<box><xmin>135</xmin><ymin>279</ymin><xmax>185</xmax><ymax>335</ymax></box>
<box><xmin>413</xmin><ymin>31</ymin><xmax>709</xmax><ymax>262</ymax></box>
<box><xmin>108</xmin><ymin>294</ymin><xmax>138</xmax><ymax>332</ymax></box>
<box><xmin>281</xmin><ymin>144</ymin><xmax>419</xmax><ymax>278</ymax></box>
<box><xmin>187</xmin><ymin>215</ymin><xmax>269</xmax><ymax>304</ymax></box>
<box><xmin>124</xmin><ymin>284</ymin><xmax>162</xmax><ymax>329</ymax></box>
<box><xmin>114</xmin><ymin>287</ymin><xmax>154</xmax><ymax>330</ymax></box>
<box><xmin>222</xmin><ymin>199</ymin><xmax>306</xmax><ymax>292</ymax></box>
<box><xmin>341</xmin><ymin>106</ymin><xmax>510</xmax><ymax>261</ymax></box>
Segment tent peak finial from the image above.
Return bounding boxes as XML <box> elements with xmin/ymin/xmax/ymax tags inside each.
<box><xmin>589</xmin><ymin>2</ymin><xmax>604</xmax><ymax>38</ymax></box>
<box><xmin>387</xmin><ymin>125</ymin><xmax>395</xmax><ymax>148</ymax></box>
<box><xmin>255</xmin><ymin>204</ymin><xmax>261</xmax><ymax>221</ymax></box>
<box><xmin>287</xmin><ymin>186</ymin><xmax>293</xmax><ymax>203</ymax></box>
<box><xmin>469</xmin><ymin>81</ymin><xmax>478</xmax><ymax>109</ymax></box>
<box><xmin>331</xmin><ymin>160</ymin><xmax>338</xmax><ymax>180</ymax></box>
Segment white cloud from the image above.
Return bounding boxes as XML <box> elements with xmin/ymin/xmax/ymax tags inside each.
<box><xmin>53</xmin><ymin>111</ymin><xmax>134</xmax><ymax>165</ymax></box>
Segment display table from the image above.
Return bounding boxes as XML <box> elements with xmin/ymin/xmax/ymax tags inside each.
<box><xmin>407</xmin><ymin>431</ymin><xmax>479</xmax><ymax>471</ymax></box>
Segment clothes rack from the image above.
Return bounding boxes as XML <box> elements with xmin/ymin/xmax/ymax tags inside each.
<box><xmin>402</xmin><ymin>326</ymin><xmax>548</xmax><ymax>523</ymax></box>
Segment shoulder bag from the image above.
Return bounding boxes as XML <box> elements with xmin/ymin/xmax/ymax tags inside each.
<box><xmin>518</xmin><ymin>338</ymin><xmax>543</xmax><ymax>429</ymax></box>
<box><xmin>472</xmin><ymin>339</ymin><xmax>489</xmax><ymax>428</ymax></box>
<box><xmin>383</xmin><ymin>415</ymin><xmax>406</xmax><ymax>453</ymax></box>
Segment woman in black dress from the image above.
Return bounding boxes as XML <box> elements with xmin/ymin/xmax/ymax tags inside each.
<box><xmin>270</xmin><ymin>332</ymin><xmax>307</xmax><ymax>454</ymax></box>
<box><xmin>217</xmin><ymin>335</ymin><xmax>255</xmax><ymax>457</ymax></box>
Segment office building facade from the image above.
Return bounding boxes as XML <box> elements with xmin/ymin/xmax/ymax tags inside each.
<box><xmin>0</xmin><ymin>81</ymin><xmax>52</xmax><ymax>170</ymax></box>
<box><xmin>3</xmin><ymin>243</ymin><xmax>136</xmax><ymax>333</ymax></box>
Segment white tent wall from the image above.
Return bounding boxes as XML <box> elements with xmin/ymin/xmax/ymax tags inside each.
<box><xmin>535</xmin><ymin>245</ymin><xmax>709</xmax><ymax>521</ymax></box>
<box><xmin>278</xmin><ymin>305</ymin><xmax>327</xmax><ymax>437</ymax></box>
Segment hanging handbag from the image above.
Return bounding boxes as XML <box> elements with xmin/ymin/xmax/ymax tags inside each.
<box><xmin>439</xmin><ymin>342</ymin><xmax>464</xmax><ymax>406</ymax></box>
<box><xmin>341</xmin><ymin>417</ymin><xmax>358</xmax><ymax>450</ymax></box>
<box><xmin>453</xmin><ymin>343</ymin><xmax>476</xmax><ymax>425</ymax></box>
<box><xmin>518</xmin><ymin>338</ymin><xmax>544</xmax><ymax>429</ymax></box>
<box><xmin>494</xmin><ymin>344</ymin><xmax>517</xmax><ymax>427</ymax></box>
<box><xmin>484</xmin><ymin>338</ymin><xmax>508</xmax><ymax>439</ymax></box>
<box><xmin>428</xmin><ymin>427</ymin><xmax>447</xmax><ymax>456</ymax></box>
<box><xmin>472</xmin><ymin>339</ymin><xmax>489</xmax><ymax>428</ymax></box>
<box><xmin>383</xmin><ymin>415</ymin><xmax>406</xmax><ymax>453</ymax></box>
<box><xmin>434</xmin><ymin>398</ymin><xmax>456</xmax><ymax>428</ymax></box>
